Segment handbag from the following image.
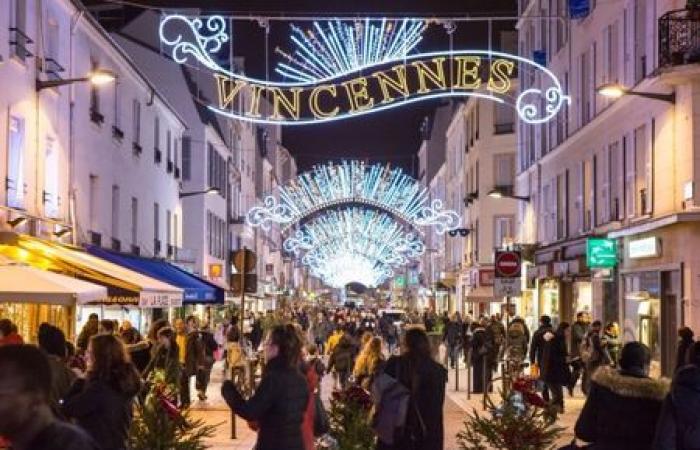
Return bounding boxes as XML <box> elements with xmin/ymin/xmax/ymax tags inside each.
<box><xmin>313</xmin><ymin>391</ymin><xmax>330</xmax><ymax>436</ymax></box>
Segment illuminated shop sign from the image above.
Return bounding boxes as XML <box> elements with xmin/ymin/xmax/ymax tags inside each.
<box><xmin>629</xmin><ymin>237</ymin><xmax>661</xmax><ymax>259</ymax></box>
<box><xmin>159</xmin><ymin>15</ymin><xmax>570</xmax><ymax>126</ymax></box>
<box><xmin>586</xmin><ymin>238</ymin><xmax>617</xmax><ymax>268</ymax></box>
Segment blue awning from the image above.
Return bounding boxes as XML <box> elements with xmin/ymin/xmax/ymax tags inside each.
<box><xmin>86</xmin><ymin>246</ymin><xmax>224</xmax><ymax>304</ymax></box>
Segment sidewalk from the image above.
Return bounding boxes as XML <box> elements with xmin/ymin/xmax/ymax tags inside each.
<box><xmin>192</xmin><ymin>361</ymin><xmax>585</xmax><ymax>449</ymax></box>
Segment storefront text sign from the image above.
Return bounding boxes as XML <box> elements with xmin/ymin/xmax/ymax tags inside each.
<box><xmin>629</xmin><ymin>237</ymin><xmax>661</xmax><ymax>259</ymax></box>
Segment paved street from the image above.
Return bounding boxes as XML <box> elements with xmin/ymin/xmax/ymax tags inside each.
<box><xmin>190</xmin><ymin>361</ymin><xmax>585</xmax><ymax>449</ymax></box>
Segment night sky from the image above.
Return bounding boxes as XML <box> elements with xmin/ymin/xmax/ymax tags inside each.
<box><xmin>88</xmin><ymin>0</ymin><xmax>517</xmax><ymax>173</ymax></box>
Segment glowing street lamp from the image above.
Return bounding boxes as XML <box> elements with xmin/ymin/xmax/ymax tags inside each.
<box><xmin>180</xmin><ymin>187</ymin><xmax>220</xmax><ymax>198</ymax></box>
<box><xmin>36</xmin><ymin>69</ymin><xmax>117</xmax><ymax>91</ymax></box>
<box><xmin>596</xmin><ymin>83</ymin><xmax>675</xmax><ymax>103</ymax></box>
<box><xmin>488</xmin><ymin>187</ymin><xmax>530</xmax><ymax>202</ymax></box>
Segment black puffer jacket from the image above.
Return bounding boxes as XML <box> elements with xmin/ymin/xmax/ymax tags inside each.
<box><xmin>653</xmin><ymin>365</ymin><xmax>700</xmax><ymax>450</ymax></box>
<box><xmin>575</xmin><ymin>366</ymin><xmax>670</xmax><ymax>450</ymax></box>
<box><xmin>222</xmin><ymin>356</ymin><xmax>309</xmax><ymax>450</ymax></box>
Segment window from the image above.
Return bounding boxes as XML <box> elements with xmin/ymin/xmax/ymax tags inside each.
<box><xmin>609</xmin><ymin>141</ymin><xmax>621</xmax><ymax>220</ymax></box>
<box><xmin>166</xmin><ymin>130</ymin><xmax>173</xmax><ymax>173</ymax></box>
<box><xmin>131</xmin><ymin>197</ymin><xmax>138</xmax><ymax>247</ymax></box>
<box><xmin>580</xmin><ymin>51</ymin><xmax>591</xmax><ymax>126</ymax></box>
<box><xmin>182</xmin><ymin>136</ymin><xmax>191</xmax><ymax>181</ymax></box>
<box><xmin>154</xmin><ymin>116</ymin><xmax>160</xmax><ymax>150</ymax></box>
<box><xmin>634</xmin><ymin>0</ymin><xmax>647</xmax><ymax>82</ymax></box>
<box><xmin>494</xmin><ymin>154</ymin><xmax>514</xmax><ymax>188</ymax></box>
<box><xmin>174</xmin><ymin>137</ymin><xmax>179</xmax><ymax>175</ymax></box>
<box><xmin>111</xmin><ymin>185</ymin><xmax>119</xmax><ymax>241</ymax></box>
<box><xmin>7</xmin><ymin>116</ymin><xmax>25</xmax><ymax>208</ymax></box>
<box><xmin>43</xmin><ymin>137</ymin><xmax>60</xmax><ymax>218</ymax></box>
<box><xmin>153</xmin><ymin>202</ymin><xmax>160</xmax><ymax>255</ymax></box>
<box><xmin>494</xmin><ymin>103</ymin><xmax>515</xmax><ymax>134</ymax></box>
<box><xmin>173</xmin><ymin>214</ymin><xmax>178</xmax><ymax>249</ymax></box>
<box><xmin>89</xmin><ymin>175</ymin><xmax>98</xmax><ymax>231</ymax></box>
<box><xmin>207</xmin><ymin>143</ymin><xmax>226</xmax><ymax>197</ymax></box>
<box><xmin>113</xmin><ymin>82</ymin><xmax>121</xmax><ymax>131</ymax></box>
<box><xmin>45</xmin><ymin>17</ymin><xmax>61</xmax><ymax>80</ymax></box>
<box><xmin>634</xmin><ymin>124</ymin><xmax>650</xmax><ymax>214</ymax></box>
<box><xmin>89</xmin><ymin>60</ymin><xmax>102</xmax><ymax>123</ymax></box>
<box><xmin>9</xmin><ymin>0</ymin><xmax>30</xmax><ymax>62</ymax></box>
<box><xmin>132</xmin><ymin>100</ymin><xmax>141</xmax><ymax>145</ymax></box>
<box><xmin>166</xmin><ymin>210</ymin><xmax>171</xmax><ymax>250</ymax></box>
<box><xmin>556</xmin><ymin>173</ymin><xmax>567</xmax><ymax>239</ymax></box>
<box><xmin>583</xmin><ymin>159</ymin><xmax>593</xmax><ymax>231</ymax></box>
<box><xmin>494</xmin><ymin>216</ymin><xmax>514</xmax><ymax>249</ymax></box>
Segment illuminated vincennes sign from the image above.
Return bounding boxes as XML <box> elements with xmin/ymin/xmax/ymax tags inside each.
<box><xmin>159</xmin><ymin>15</ymin><xmax>570</xmax><ymax>126</ymax></box>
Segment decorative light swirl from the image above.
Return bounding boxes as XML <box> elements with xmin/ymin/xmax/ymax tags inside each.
<box><xmin>246</xmin><ymin>196</ymin><xmax>294</xmax><ymax>231</ymax></box>
<box><xmin>159</xmin><ymin>15</ymin><xmax>229</xmax><ymax>71</ymax></box>
<box><xmin>516</xmin><ymin>87</ymin><xmax>571</xmax><ymax>125</ymax></box>
<box><xmin>415</xmin><ymin>199</ymin><xmax>462</xmax><ymax>235</ymax></box>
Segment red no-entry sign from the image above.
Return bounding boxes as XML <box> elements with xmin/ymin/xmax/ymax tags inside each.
<box><xmin>495</xmin><ymin>250</ymin><xmax>522</xmax><ymax>278</ymax></box>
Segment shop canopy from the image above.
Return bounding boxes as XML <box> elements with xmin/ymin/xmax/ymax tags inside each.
<box><xmin>0</xmin><ymin>233</ymin><xmax>183</xmax><ymax>307</ymax></box>
<box><xmin>87</xmin><ymin>246</ymin><xmax>225</xmax><ymax>304</ymax></box>
<box><xmin>0</xmin><ymin>261</ymin><xmax>108</xmax><ymax>306</ymax></box>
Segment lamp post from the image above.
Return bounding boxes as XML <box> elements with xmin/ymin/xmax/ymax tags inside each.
<box><xmin>36</xmin><ymin>69</ymin><xmax>116</xmax><ymax>91</ymax></box>
<box><xmin>596</xmin><ymin>83</ymin><xmax>676</xmax><ymax>104</ymax></box>
<box><xmin>488</xmin><ymin>187</ymin><xmax>531</xmax><ymax>202</ymax></box>
<box><xmin>179</xmin><ymin>187</ymin><xmax>220</xmax><ymax>198</ymax></box>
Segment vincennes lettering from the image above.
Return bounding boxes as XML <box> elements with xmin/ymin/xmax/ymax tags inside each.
<box><xmin>214</xmin><ymin>55</ymin><xmax>514</xmax><ymax>123</ymax></box>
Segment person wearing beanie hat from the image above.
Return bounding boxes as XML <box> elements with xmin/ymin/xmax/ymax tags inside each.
<box><xmin>575</xmin><ymin>342</ymin><xmax>670</xmax><ymax>450</ymax></box>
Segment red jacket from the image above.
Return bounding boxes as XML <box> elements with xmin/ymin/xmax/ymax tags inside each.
<box><xmin>0</xmin><ymin>332</ymin><xmax>23</xmax><ymax>346</ymax></box>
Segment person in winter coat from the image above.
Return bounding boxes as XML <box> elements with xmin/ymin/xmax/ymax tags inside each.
<box><xmin>443</xmin><ymin>313</ymin><xmax>463</xmax><ymax>368</ymax></box>
<box><xmin>574</xmin><ymin>341</ymin><xmax>670</xmax><ymax>450</ymax></box>
<box><xmin>471</xmin><ymin>320</ymin><xmax>492</xmax><ymax>393</ymax></box>
<box><xmin>602</xmin><ymin>322</ymin><xmax>621</xmax><ymax>367</ymax></box>
<box><xmin>653</xmin><ymin>341</ymin><xmax>700</xmax><ymax>450</ymax></box>
<box><xmin>0</xmin><ymin>319</ymin><xmax>23</xmax><ymax>347</ymax></box>
<box><xmin>582</xmin><ymin>320</ymin><xmax>611</xmax><ymax>395</ymax></box>
<box><xmin>569</xmin><ymin>312</ymin><xmax>590</xmax><ymax>395</ymax></box>
<box><xmin>376</xmin><ymin>327</ymin><xmax>447</xmax><ymax>450</ymax></box>
<box><xmin>0</xmin><ymin>345</ymin><xmax>99</xmax><ymax>450</ymax></box>
<box><xmin>222</xmin><ymin>324</ymin><xmax>309</xmax><ymax>450</ymax></box>
<box><xmin>328</xmin><ymin>332</ymin><xmax>357</xmax><ymax>389</ymax></box>
<box><xmin>143</xmin><ymin>327</ymin><xmax>182</xmax><ymax>389</ymax></box>
<box><xmin>196</xmin><ymin>322</ymin><xmax>219</xmax><ymax>401</ymax></box>
<box><xmin>530</xmin><ymin>315</ymin><xmax>554</xmax><ymax>401</ymax></box>
<box><xmin>353</xmin><ymin>336</ymin><xmax>385</xmax><ymax>390</ymax></box>
<box><xmin>675</xmin><ymin>327</ymin><xmax>694</xmax><ymax>373</ymax></box>
<box><xmin>505</xmin><ymin>318</ymin><xmax>529</xmax><ymax>361</ymax></box>
<box><xmin>62</xmin><ymin>334</ymin><xmax>142</xmax><ymax>450</ymax></box>
<box><xmin>76</xmin><ymin>314</ymin><xmax>99</xmax><ymax>352</ymax></box>
<box><xmin>488</xmin><ymin>315</ymin><xmax>506</xmax><ymax>366</ymax></box>
<box><xmin>178</xmin><ymin>315</ymin><xmax>205</xmax><ymax>407</ymax></box>
<box><xmin>541</xmin><ymin>322</ymin><xmax>571</xmax><ymax>414</ymax></box>
<box><xmin>37</xmin><ymin>323</ymin><xmax>76</xmax><ymax>416</ymax></box>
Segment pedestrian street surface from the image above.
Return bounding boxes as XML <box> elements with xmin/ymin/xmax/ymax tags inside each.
<box><xmin>190</xmin><ymin>361</ymin><xmax>585</xmax><ymax>449</ymax></box>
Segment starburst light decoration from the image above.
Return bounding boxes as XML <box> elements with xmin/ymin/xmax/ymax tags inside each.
<box><xmin>247</xmin><ymin>160</ymin><xmax>461</xmax><ymax>234</ymax></box>
<box><xmin>275</xmin><ymin>19</ymin><xmax>426</xmax><ymax>82</ymax></box>
<box><xmin>247</xmin><ymin>161</ymin><xmax>460</xmax><ymax>288</ymax></box>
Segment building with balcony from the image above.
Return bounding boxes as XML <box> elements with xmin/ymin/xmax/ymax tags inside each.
<box><xmin>517</xmin><ymin>0</ymin><xmax>697</xmax><ymax>376</ymax></box>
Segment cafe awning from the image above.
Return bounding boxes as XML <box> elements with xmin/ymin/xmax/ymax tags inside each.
<box><xmin>464</xmin><ymin>286</ymin><xmax>499</xmax><ymax>303</ymax></box>
<box><xmin>87</xmin><ymin>246</ymin><xmax>224</xmax><ymax>304</ymax></box>
<box><xmin>0</xmin><ymin>233</ymin><xmax>183</xmax><ymax>307</ymax></box>
<box><xmin>0</xmin><ymin>261</ymin><xmax>108</xmax><ymax>305</ymax></box>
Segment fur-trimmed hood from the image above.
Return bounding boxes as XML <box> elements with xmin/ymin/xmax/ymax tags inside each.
<box><xmin>592</xmin><ymin>365</ymin><xmax>670</xmax><ymax>401</ymax></box>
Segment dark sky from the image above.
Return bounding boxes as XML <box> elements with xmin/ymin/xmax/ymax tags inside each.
<box><xmin>89</xmin><ymin>0</ymin><xmax>517</xmax><ymax>173</ymax></box>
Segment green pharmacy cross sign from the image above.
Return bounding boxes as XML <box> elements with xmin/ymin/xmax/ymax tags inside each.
<box><xmin>586</xmin><ymin>238</ymin><xmax>617</xmax><ymax>268</ymax></box>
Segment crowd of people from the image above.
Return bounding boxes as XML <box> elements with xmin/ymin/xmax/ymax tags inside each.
<box><xmin>3</xmin><ymin>306</ymin><xmax>700</xmax><ymax>450</ymax></box>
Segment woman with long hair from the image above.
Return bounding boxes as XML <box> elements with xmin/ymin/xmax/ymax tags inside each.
<box><xmin>376</xmin><ymin>327</ymin><xmax>447</xmax><ymax>450</ymax></box>
<box><xmin>62</xmin><ymin>334</ymin><xmax>142</xmax><ymax>450</ymax></box>
<box><xmin>143</xmin><ymin>327</ymin><xmax>181</xmax><ymax>388</ymax></box>
<box><xmin>353</xmin><ymin>336</ymin><xmax>385</xmax><ymax>390</ymax></box>
<box><xmin>222</xmin><ymin>324</ymin><xmax>309</xmax><ymax>450</ymax></box>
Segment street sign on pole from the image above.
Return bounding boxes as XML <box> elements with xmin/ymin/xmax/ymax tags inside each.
<box><xmin>494</xmin><ymin>250</ymin><xmax>522</xmax><ymax>297</ymax></box>
<box><xmin>233</xmin><ymin>248</ymin><xmax>257</xmax><ymax>273</ymax></box>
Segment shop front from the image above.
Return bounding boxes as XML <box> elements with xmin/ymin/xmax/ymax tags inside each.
<box><xmin>0</xmin><ymin>260</ymin><xmax>107</xmax><ymax>342</ymax></box>
<box><xmin>463</xmin><ymin>267</ymin><xmax>497</xmax><ymax>318</ymax></box>
<box><xmin>0</xmin><ymin>232</ymin><xmax>183</xmax><ymax>338</ymax></box>
<box><xmin>610</xmin><ymin>224</ymin><xmax>687</xmax><ymax>378</ymax></box>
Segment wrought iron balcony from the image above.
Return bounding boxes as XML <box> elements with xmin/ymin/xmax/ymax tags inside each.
<box><xmin>659</xmin><ymin>8</ymin><xmax>700</xmax><ymax>67</ymax></box>
<box><xmin>42</xmin><ymin>57</ymin><xmax>65</xmax><ymax>82</ymax></box>
<box><xmin>9</xmin><ymin>28</ymin><xmax>34</xmax><ymax>62</ymax></box>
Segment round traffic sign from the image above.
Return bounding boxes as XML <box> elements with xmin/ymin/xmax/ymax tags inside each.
<box><xmin>233</xmin><ymin>249</ymin><xmax>257</xmax><ymax>273</ymax></box>
<box><xmin>495</xmin><ymin>251</ymin><xmax>521</xmax><ymax>278</ymax></box>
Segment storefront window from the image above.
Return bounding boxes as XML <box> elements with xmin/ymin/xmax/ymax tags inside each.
<box><xmin>540</xmin><ymin>280</ymin><xmax>560</xmax><ymax>325</ymax></box>
<box><xmin>624</xmin><ymin>272</ymin><xmax>661</xmax><ymax>378</ymax></box>
<box><xmin>573</xmin><ymin>281</ymin><xmax>593</xmax><ymax>316</ymax></box>
<box><xmin>0</xmin><ymin>302</ymin><xmax>73</xmax><ymax>343</ymax></box>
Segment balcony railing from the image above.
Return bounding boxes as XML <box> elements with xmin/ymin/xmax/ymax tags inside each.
<box><xmin>9</xmin><ymin>27</ymin><xmax>34</xmax><ymax>62</ymax></box>
<box><xmin>659</xmin><ymin>9</ymin><xmax>700</xmax><ymax>67</ymax></box>
<box><xmin>43</xmin><ymin>57</ymin><xmax>65</xmax><ymax>82</ymax></box>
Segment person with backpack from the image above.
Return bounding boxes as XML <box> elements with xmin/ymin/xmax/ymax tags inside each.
<box><xmin>374</xmin><ymin>328</ymin><xmax>447</xmax><ymax>450</ymax></box>
<box><xmin>471</xmin><ymin>319</ymin><xmax>492</xmax><ymax>393</ymax></box>
<box><xmin>328</xmin><ymin>330</ymin><xmax>357</xmax><ymax>390</ymax></box>
<box><xmin>581</xmin><ymin>320</ymin><xmax>610</xmax><ymax>395</ymax></box>
<box><xmin>505</xmin><ymin>318</ymin><xmax>529</xmax><ymax>362</ymax></box>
